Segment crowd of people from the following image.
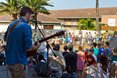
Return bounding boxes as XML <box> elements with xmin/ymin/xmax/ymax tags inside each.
<box><xmin>0</xmin><ymin>6</ymin><xmax>117</xmax><ymax>78</ymax></box>
<box><xmin>21</xmin><ymin>31</ymin><xmax>117</xmax><ymax>78</ymax></box>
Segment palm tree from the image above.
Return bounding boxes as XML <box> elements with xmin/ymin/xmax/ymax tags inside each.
<box><xmin>19</xmin><ymin>0</ymin><xmax>53</xmax><ymax>21</ymax></box>
<box><xmin>0</xmin><ymin>0</ymin><xmax>21</xmax><ymax>20</ymax></box>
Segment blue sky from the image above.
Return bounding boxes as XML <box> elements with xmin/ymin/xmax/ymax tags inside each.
<box><xmin>1</xmin><ymin>0</ymin><xmax>117</xmax><ymax>10</ymax></box>
<box><xmin>47</xmin><ymin>0</ymin><xmax>117</xmax><ymax>10</ymax></box>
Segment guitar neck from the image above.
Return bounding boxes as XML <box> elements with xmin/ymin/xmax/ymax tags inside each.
<box><xmin>39</xmin><ymin>34</ymin><xmax>59</xmax><ymax>43</ymax></box>
<box><xmin>37</xmin><ymin>31</ymin><xmax>64</xmax><ymax>43</ymax></box>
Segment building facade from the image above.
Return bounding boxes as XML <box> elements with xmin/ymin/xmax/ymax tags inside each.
<box><xmin>101</xmin><ymin>15</ymin><xmax>117</xmax><ymax>30</ymax></box>
<box><xmin>49</xmin><ymin>7</ymin><xmax>117</xmax><ymax>30</ymax></box>
<box><xmin>0</xmin><ymin>7</ymin><xmax>117</xmax><ymax>33</ymax></box>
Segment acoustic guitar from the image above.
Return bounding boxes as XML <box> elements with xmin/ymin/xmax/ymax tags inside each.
<box><xmin>0</xmin><ymin>31</ymin><xmax>65</xmax><ymax>57</ymax></box>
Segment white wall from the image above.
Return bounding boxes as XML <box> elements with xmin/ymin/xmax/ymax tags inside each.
<box><xmin>0</xmin><ymin>23</ymin><xmax>42</xmax><ymax>33</ymax></box>
<box><xmin>54</xmin><ymin>25</ymin><xmax>62</xmax><ymax>29</ymax></box>
<box><xmin>32</xmin><ymin>24</ymin><xmax>62</xmax><ymax>30</ymax></box>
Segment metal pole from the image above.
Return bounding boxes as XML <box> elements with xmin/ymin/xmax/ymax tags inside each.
<box><xmin>96</xmin><ymin>0</ymin><xmax>100</xmax><ymax>35</ymax></box>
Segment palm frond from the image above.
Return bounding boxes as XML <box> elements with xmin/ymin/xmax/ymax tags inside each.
<box><xmin>0</xmin><ymin>2</ymin><xmax>9</xmax><ymax>7</ymax></box>
<box><xmin>39</xmin><ymin>7</ymin><xmax>50</xmax><ymax>14</ymax></box>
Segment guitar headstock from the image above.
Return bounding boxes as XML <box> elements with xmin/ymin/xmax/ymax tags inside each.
<box><xmin>55</xmin><ymin>31</ymin><xmax>65</xmax><ymax>36</ymax></box>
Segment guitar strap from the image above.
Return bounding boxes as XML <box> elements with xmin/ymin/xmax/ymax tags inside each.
<box><xmin>6</xmin><ymin>20</ymin><xmax>22</xmax><ymax>41</ymax></box>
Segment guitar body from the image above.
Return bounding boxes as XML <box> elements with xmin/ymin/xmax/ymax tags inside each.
<box><xmin>27</xmin><ymin>49</ymin><xmax>37</xmax><ymax>57</ymax></box>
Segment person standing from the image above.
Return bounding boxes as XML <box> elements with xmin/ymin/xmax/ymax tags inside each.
<box><xmin>64</xmin><ymin>45</ymin><xmax>77</xmax><ymax>78</ymax></box>
<box><xmin>82</xmin><ymin>55</ymin><xmax>100</xmax><ymax>78</ymax></box>
<box><xmin>77</xmin><ymin>46</ymin><xmax>85</xmax><ymax>78</ymax></box>
<box><xmin>49</xmin><ymin>44</ymin><xmax>66</xmax><ymax>78</ymax></box>
<box><xmin>98</xmin><ymin>55</ymin><xmax>109</xmax><ymax>78</ymax></box>
<box><xmin>4</xmin><ymin>7</ymin><xmax>40</xmax><ymax>78</ymax></box>
<box><xmin>92</xmin><ymin>43</ymin><xmax>99</xmax><ymax>57</ymax></box>
<box><xmin>103</xmin><ymin>42</ymin><xmax>112</xmax><ymax>60</ymax></box>
<box><xmin>62</xmin><ymin>45</ymin><xmax>69</xmax><ymax>57</ymax></box>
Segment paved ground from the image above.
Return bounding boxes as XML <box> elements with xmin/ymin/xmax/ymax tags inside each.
<box><xmin>0</xmin><ymin>66</ymin><xmax>39</xmax><ymax>78</ymax></box>
<box><xmin>0</xmin><ymin>66</ymin><xmax>11</xmax><ymax>78</ymax></box>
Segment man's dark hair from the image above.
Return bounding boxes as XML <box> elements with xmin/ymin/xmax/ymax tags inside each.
<box><xmin>87</xmin><ymin>55</ymin><xmax>96</xmax><ymax>66</ymax></box>
<box><xmin>68</xmin><ymin>45</ymin><xmax>73</xmax><ymax>52</ymax></box>
<box><xmin>20</xmin><ymin>6</ymin><xmax>33</xmax><ymax>16</ymax></box>
<box><xmin>105</xmin><ymin>41</ymin><xmax>109</xmax><ymax>46</ymax></box>
<box><xmin>53</xmin><ymin>44</ymin><xmax>60</xmax><ymax>51</ymax></box>
<box><xmin>97</xmin><ymin>43</ymin><xmax>101</xmax><ymax>48</ymax></box>
<box><xmin>64</xmin><ymin>45</ymin><xmax>68</xmax><ymax>51</ymax></box>
<box><xmin>93</xmin><ymin>43</ymin><xmax>97</xmax><ymax>47</ymax></box>
<box><xmin>99</xmin><ymin>55</ymin><xmax>108</xmax><ymax>72</ymax></box>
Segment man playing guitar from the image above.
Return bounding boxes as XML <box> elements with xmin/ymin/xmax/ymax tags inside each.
<box><xmin>3</xmin><ymin>7</ymin><xmax>40</xmax><ymax>78</ymax></box>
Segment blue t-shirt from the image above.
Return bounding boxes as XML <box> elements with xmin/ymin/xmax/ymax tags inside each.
<box><xmin>98</xmin><ymin>48</ymin><xmax>104</xmax><ymax>56</ymax></box>
<box><xmin>4</xmin><ymin>17</ymin><xmax>32</xmax><ymax>65</ymax></box>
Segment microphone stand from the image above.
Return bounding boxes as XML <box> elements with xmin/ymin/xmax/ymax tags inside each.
<box><xmin>32</xmin><ymin>20</ymin><xmax>56</xmax><ymax>78</ymax></box>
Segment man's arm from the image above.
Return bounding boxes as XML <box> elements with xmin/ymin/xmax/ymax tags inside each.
<box><xmin>23</xmin><ymin>25</ymin><xmax>40</xmax><ymax>53</ymax></box>
<box><xmin>27</xmin><ymin>42</ymin><xmax>40</xmax><ymax>52</ymax></box>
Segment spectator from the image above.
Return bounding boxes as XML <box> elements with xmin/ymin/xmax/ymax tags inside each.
<box><xmin>64</xmin><ymin>45</ymin><xmax>77</xmax><ymax>78</ymax></box>
<box><xmin>98</xmin><ymin>55</ymin><xmax>109</xmax><ymax>78</ymax></box>
<box><xmin>62</xmin><ymin>45</ymin><xmax>69</xmax><ymax>57</ymax></box>
<box><xmin>103</xmin><ymin>42</ymin><xmax>112</xmax><ymax>60</ymax></box>
<box><xmin>92</xmin><ymin>43</ymin><xmax>99</xmax><ymax>57</ymax></box>
<box><xmin>77</xmin><ymin>46</ymin><xmax>85</xmax><ymax>78</ymax></box>
<box><xmin>49</xmin><ymin>44</ymin><xmax>66</xmax><ymax>78</ymax></box>
<box><xmin>82</xmin><ymin>55</ymin><xmax>100</xmax><ymax>78</ymax></box>
<box><xmin>89</xmin><ymin>47</ymin><xmax>97</xmax><ymax>62</ymax></box>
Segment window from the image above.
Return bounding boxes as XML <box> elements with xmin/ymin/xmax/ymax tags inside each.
<box><xmin>108</xmin><ymin>18</ymin><xmax>116</xmax><ymax>26</ymax></box>
<box><xmin>44</xmin><ymin>25</ymin><xmax>53</xmax><ymax>29</ymax></box>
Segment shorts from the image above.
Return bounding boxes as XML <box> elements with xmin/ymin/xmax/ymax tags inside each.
<box><xmin>7</xmin><ymin>64</ymin><xmax>25</xmax><ymax>78</ymax></box>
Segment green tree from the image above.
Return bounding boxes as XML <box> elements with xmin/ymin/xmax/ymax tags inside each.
<box><xmin>77</xmin><ymin>18</ymin><xmax>96</xmax><ymax>30</ymax></box>
<box><xmin>0</xmin><ymin>0</ymin><xmax>21</xmax><ymax>20</ymax></box>
<box><xmin>0</xmin><ymin>0</ymin><xmax>53</xmax><ymax>21</ymax></box>
<box><xmin>87</xmin><ymin>18</ymin><xmax>96</xmax><ymax>30</ymax></box>
<box><xmin>78</xmin><ymin>18</ymin><xmax>87</xmax><ymax>30</ymax></box>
